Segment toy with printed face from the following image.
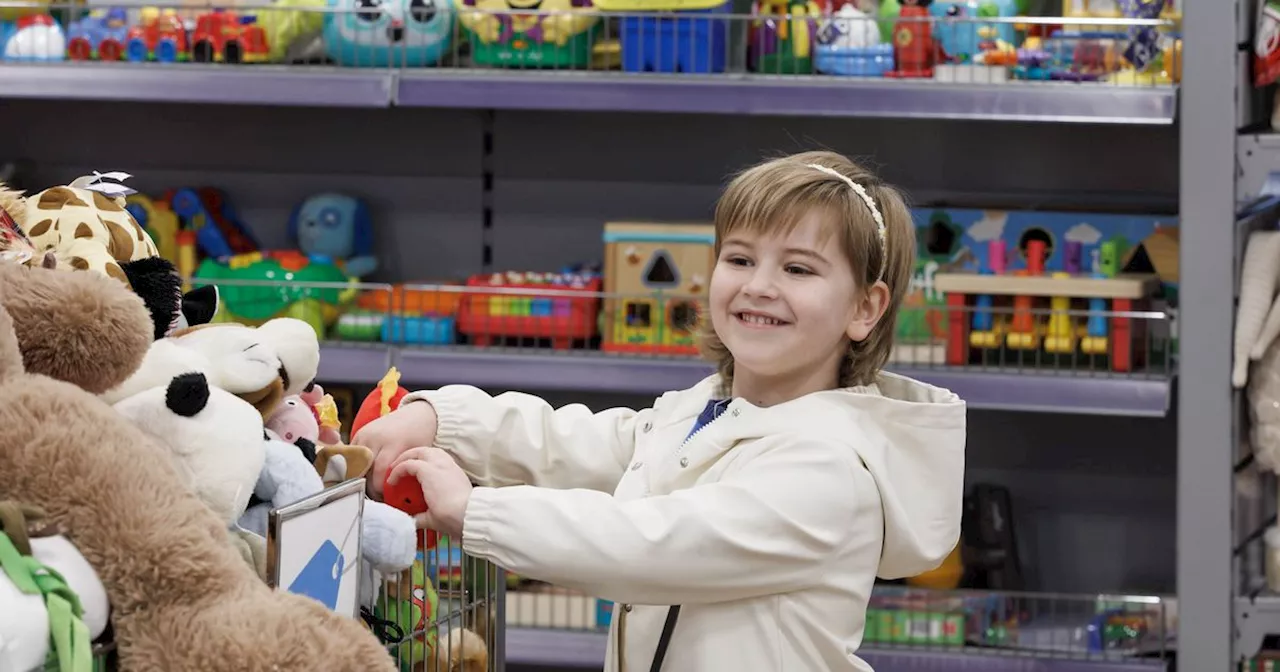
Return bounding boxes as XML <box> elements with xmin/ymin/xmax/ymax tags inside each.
<box><xmin>288</xmin><ymin>193</ymin><xmax>378</xmax><ymax>278</ymax></box>
<box><xmin>323</xmin><ymin>0</ymin><xmax>453</xmax><ymax>67</ymax></box>
<box><xmin>460</xmin><ymin>0</ymin><xmax>596</xmax><ymax>51</ymax></box>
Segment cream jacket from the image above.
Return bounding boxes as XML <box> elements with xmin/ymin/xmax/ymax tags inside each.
<box><xmin>403</xmin><ymin>372</ymin><xmax>966</xmax><ymax>672</ymax></box>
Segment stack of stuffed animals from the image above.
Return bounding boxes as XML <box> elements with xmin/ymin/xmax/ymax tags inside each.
<box><xmin>0</xmin><ymin>174</ymin><xmax>489</xmax><ymax>672</ymax></box>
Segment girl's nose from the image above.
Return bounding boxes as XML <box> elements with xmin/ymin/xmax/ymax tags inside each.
<box><xmin>742</xmin><ymin>269</ymin><xmax>779</xmax><ymax>298</ymax></box>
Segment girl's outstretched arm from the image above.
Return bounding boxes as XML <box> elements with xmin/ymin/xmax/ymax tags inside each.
<box><xmin>458</xmin><ymin>437</ymin><xmax>871</xmax><ymax>605</ymax></box>
<box><xmin>402</xmin><ymin>385</ymin><xmax>650</xmax><ymax>493</ymax></box>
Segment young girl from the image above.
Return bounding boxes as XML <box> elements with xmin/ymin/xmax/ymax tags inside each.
<box><xmin>356</xmin><ymin>150</ymin><xmax>967</xmax><ymax>672</ymax></box>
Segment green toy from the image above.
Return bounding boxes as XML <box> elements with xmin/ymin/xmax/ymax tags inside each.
<box><xmin>192</xmin><ymin>253</ymin><xmax>358</xmax><ymax>339</ymax></box>
<box><xmin>375</xmin><ymin>557</ymin><xmax>439</xmax><ymax>672</ymax></box>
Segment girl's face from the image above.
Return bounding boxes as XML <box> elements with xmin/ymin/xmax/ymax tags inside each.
<box><xmin>708</xmin><ymin>212</ymin><xmax>885</xmax><ymax>400</ymax></box>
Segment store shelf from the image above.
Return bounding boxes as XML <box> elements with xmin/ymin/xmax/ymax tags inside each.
<box><xmin>0</xmin><ymin>61</ymin><xmax>1178</xmax><ymax>123</ymax></box>
<box><xmin>317</xmin><ymin>343</ymin><xmax>1172</xmax><ymax>416</ymax></box>
<box><xmin>395</xmin><ymin>70</ymin><xmax>1178</xmax><ymax>124</ymax></box>
<box><xmin>504</xmin><ymin>627</ymin><xmax>1168</xmax><ymax>670</ymax></box>
<box><xmin>0</xmin><ymin>63</ymin><xmax>394</xmax><ymax>107</ymax></box>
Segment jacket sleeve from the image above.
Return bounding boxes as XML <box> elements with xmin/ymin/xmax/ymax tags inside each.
<box><xmin>457</xmin><ymin>437</ymin><xmax>872</xmax><ymax>606</ymax></box>
<box><xmin>401</xmin><ymin>386</ymin><xmax>648</xmax><ymax>493</ymax></box>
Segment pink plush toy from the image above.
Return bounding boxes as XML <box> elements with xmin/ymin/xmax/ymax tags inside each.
<box><xmin>266</xmin><ymin>383</ymin><xmax>341</xmax><ymax>449</ymax></box>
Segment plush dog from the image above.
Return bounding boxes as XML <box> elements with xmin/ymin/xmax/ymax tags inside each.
<box><xmin>0</xmin><ymin>262</ymin><xmax>396</xmax><ymax>671</ymax></box>
<box><xmin>99</xmin><ymin>317</ymin><xmax>321</xmax><ymax>418</ymax></box>
<box><xmin>113</xmin><ymin>371</ymin><xmax>266</xmax><ymax>528</ymax></box>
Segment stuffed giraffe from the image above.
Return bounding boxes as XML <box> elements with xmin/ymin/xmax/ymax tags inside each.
<box><xmin>0</xmin><ymin>175</ymin><xmax>215</xmax><ymax>340</ymax></box>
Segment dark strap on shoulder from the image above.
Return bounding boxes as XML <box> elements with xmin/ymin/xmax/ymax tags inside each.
<box><xmin>649</xmin><ymin>605</ymin><xmax>681</xmax><ymax>672</ymax></box>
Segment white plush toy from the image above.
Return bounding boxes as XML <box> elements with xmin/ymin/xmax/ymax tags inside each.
<box><xmin>98</xmin><ymin>317</ymin><xmax>321</xmax><ymax>415</ymax></box>
<box><xmin>113</xmin><ymin>372</ymin><xmax>266</xmax><ymax>527</ymax></box>
<box><xmin>0</xmin><ymin>510</ymin><xmax>109</xmax><ymax>672</ymax></box>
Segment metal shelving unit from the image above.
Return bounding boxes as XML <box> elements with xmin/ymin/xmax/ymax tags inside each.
<box><xmin>0</xmin><ymin>3</ymin><xmax>1196</xmax><ymax>669</ymax></box>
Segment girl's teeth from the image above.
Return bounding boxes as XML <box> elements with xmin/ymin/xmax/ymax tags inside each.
<box><xmin>742</xmin><ymin>314</ymin><xmax>779</xmax><ymax>325</ymax></box>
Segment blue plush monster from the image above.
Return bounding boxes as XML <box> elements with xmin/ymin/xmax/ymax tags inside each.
<box><xmin>288</xmin><ymin>193</ymin><xmax>378</xmax><ymax>278</ymax></box>
<box><xmin>323</xmin><ymin>0</ymin><xmax>453</xmax><ymax>67</ymax></box>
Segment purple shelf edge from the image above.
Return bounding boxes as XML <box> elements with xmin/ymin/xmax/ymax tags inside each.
<box><xmin>0</xmin><ymin>63</ymin><xmax>394</xmax><ymax>107</ymax></box>
<box><xmin>503</xmin><ymin>627</ymin><xmax>1169</xmax><ymax>670</ymax></box>
<box><xmin>396</xmin><ymin>72</ymin><xmax>1178</xmax><ymax>124</ymax></box>
<box><xmin>315</xmin><ymin>344</ymin><xmax>1171</xmax><ymax>417</ymax></box>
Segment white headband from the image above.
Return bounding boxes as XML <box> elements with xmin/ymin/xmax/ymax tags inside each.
<box><xmin>806</xmin><ymin>163</ymin><xmax>888</xmax><ymax>282</ymax></box>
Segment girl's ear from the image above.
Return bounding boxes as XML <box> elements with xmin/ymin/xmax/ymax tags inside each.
<box><xmin>846</xmin><ymin>280</ymin><xmax>891</xmax><ymax>343</ymax></box>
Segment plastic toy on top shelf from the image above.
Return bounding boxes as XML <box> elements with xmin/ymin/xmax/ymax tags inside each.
<box><xmin>0</xmin><ymin>13</ymin><xmax>66</xmax><ymax>61</ymax></box>
<box><xmin>456</xmin><ymin>270</ymin><xmax>602</xmax><ymax>350</ymax></box>
<box><xmin>883</xmin><ymin>0</ymin><xmax>943</xmax><ymax>78</ymax></box>
<box><xmin>601</xmin><ymin>222</ymin><xmax>713</xmax><ymax>356</ymax></box>
<box><xmin>593</xmin><ymin>0</ymin><xmax>731</xmax><ymax>73</ymax></box>
<box><xmin>323</xmin><ymin>0</ymin><xmax>454</xmax><ymax>67</ymax></box>
<box><xmin>813</xmin><ymin>5</ymin><xmax>893</xmax><ymax>76</ymax></box>
<box><xmin>123</xmin><ymin>8</ymin><xmax>189</xmax><ymax>63</ymax></box>
<box><xmin>457</xmin><ymin>0</ymin><xmax>599</xmax><ymax>68</ymax></box>
<box><xmin>65</xmin><ymin>8</ymin><xmax>129</xmax><ymax>61</ymax></box>
<box><xmin>748</xmin><ymin>0</ymin><xmax>823</xmax><ymax>74</ymax></box>
<box><xmin>190</xmin><ymin>9</ymin><xmax>270</xmax><ymax>63</ymax></box>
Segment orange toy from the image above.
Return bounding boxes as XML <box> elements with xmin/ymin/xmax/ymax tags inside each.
<box><xmin>355</xmin><ymin>367</ymin><xmax>437</xmax><ymax>550</ymax></box>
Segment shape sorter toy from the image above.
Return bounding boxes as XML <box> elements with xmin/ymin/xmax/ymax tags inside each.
<box><xmin>601</xmin><ymin>222</ymin><xmax>715</xmax><ymax>356</ymax></box>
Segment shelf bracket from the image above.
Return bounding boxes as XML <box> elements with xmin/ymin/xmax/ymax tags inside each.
<box><xmin>1236</xmin><ymin>595</ymin><xmax>1280</xmax><ymax>660</ymax></box>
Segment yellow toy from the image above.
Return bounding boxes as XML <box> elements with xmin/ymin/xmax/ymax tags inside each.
<box><xmin>125</xmin><ymin>192</ymin><xmax>180</xmax><ymax>266</ymax></box>
<box><xmin>602</xmin><ymin>222</ymin><xmax>714</xmax><ymax>356</ymax></box>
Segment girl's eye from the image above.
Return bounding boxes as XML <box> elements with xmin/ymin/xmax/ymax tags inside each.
<box><xmin>786</xmin><ymin>265</ymin><xmax>813</xmax><ymax>275</ymax></box>
<box><xmin>724</xmin><ymin>256</ymin><xmax>751</xmax><ymax>266</ymax></box>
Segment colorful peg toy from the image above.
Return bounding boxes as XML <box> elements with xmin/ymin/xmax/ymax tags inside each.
<box><xmin>354</xmin><ymin>367</ymin><xmax>437</xmax><ymax>550</ymax></box>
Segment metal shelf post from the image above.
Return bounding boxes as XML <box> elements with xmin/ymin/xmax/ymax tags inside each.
<box><xmin>1180</xmin><ymin>0</ymin><xmax>1244</xmax><ymax>665</ymax></box>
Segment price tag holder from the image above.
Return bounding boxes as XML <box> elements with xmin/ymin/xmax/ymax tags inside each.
<box><xmin>266</xmin><ymin>478</ymin><xmax>365</xmax><ymax>619</ymax></box>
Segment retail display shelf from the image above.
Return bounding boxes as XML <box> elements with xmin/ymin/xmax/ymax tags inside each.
<box><xmin>0</xmin><ymin>63</ymin><xmax>1177</xmax><ymax>123</ymax></box>
<box><xmin>504</xmin><ymin>627</ymin><xmax>1169</xmax><ymax>670</ymax></box>
<box><xmin>395</xmin><ymin>70</ymin><xmax>1179</xmax><ymax>124</ymax></box>
<box><xmin>0</xmin><ymin>63</ymin><xmax>394</xmax><ymax>107</ymax></box>
<box><xmin>316</xmin><ymin>343</ymin><xmax>1172</xmax><ymax>416</ymax></box>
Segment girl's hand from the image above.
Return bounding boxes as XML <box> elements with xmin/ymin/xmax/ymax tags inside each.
<box><xmin>387</xmin><ymin>447</ymin><xmax>473</xmax><ymax>539</ymax></box>
<box><xmin>353</xmin><ymin>400</ymin><xmax>439</xmax><ymax>501</ymax></box>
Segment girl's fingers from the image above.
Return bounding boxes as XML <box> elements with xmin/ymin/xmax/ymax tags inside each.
<box><xmin>387</xmin><ymin>458</ymin><xmax>428</xmax><ymax>485</ymax></box>
<box><xmin>390</xmin><ymin>446</ymin><xmax>433</xmax><ymax>468</ymax></box>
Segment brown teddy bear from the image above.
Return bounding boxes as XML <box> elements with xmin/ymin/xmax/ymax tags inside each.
<box><xmin>0</xmin><ymin>261</ymin><xmax>397</xmax><ymax>672</ymax></box>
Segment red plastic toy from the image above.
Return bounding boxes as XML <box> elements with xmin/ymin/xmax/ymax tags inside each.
<box><xmin>190</xmin><ymin>10</ymin><xmax>269</xmax><ymax>64</ymax></box>
<box><xmin>885</xmin><ymin>0</ymin><xmax>939</xmax><ymax>78</ymax></box>
<box><xmin>355</xmin><ymin>367</ymin><xmax>437</xmax><ymax>550</ymax></box>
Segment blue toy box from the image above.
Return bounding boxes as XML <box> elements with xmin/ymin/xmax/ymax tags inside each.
<box><xmin>620</xmin><ymin>0</ymin><xmax>730</xmax><ymax>73</ymax></box>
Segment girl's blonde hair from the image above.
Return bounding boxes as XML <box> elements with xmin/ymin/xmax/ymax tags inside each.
<box><xmin>699</xmin><ymin>150</ymin><xmax>917</xmax><ymax>389</ymax></box>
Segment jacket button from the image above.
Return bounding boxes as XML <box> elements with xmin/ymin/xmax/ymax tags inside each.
<box><xmin>623</xmin><ymin>604</ymin><xmax>633</xmax><ymax>612</ymax></box>
<box><xmin>679</xmin><ymin>457</ymin><xmax>689</xmax><ymax>467</ymax></box>
<box><xmin>631</xmin><ymin>462</ymin><xmax>643</xmax><ymax>471</ymax></box>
